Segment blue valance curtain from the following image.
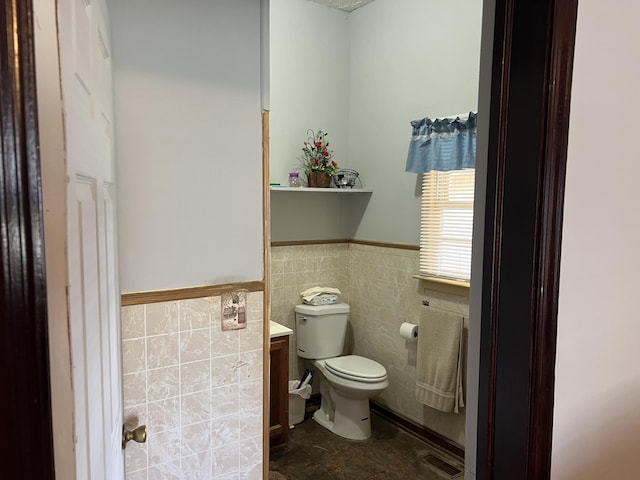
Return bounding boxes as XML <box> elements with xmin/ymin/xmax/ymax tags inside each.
<box><xmin>405</xmin><ymin>112</ymin><xmax>477</xmax><ymax>173</ymax></box>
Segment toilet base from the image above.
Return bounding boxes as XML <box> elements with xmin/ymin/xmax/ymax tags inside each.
<box><xmin>313</xmin><ymin>386</ymin><xmax>372</xmax><ymax>440</ymax></box>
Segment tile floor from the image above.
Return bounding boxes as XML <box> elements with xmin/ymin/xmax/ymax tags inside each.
<box><xmin>269</xmin><ymin>409</ymin><xmax>464</xmax><ymax>480</ymax></box>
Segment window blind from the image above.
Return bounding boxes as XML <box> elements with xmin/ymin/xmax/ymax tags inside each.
<box><xmin>420</xmin><ymin>169</ymin><xmax>475</xmax><ymax>282</ymax></box>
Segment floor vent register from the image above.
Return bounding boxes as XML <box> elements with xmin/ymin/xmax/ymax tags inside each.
<box><xmin>419</xmin><ymin>452</ymin><xmax>463</xmax><ymax>479</ymax></box>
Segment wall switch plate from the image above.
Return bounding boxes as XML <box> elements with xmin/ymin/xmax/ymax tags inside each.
<box><xmin>221</xmin><ymin>289</ymin><xmax>248</xmax><ymax>331</ymax></box>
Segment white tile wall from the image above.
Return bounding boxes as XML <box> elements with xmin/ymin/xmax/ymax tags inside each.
<box><xmin>121</xmin><ymin>292</ymin><xmax>264</xmax><ymax>480</ymax></box>
<box><xmin>349</xmin><ymin>242</ymin><xmax>469</xmax><ymax>446</ymax></box>
<box><xmin>271</xmin><ymin>242</ymin><xmax>469</xmax><ymax>445</ymax></box>
<box><xmin>270</xmin><ymin>243</ymin><xmax>350</xmax><ymax>379</ymax></box>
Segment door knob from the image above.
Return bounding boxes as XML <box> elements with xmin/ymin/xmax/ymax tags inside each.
<box><xmin>122</xmin><ymin>424</ymin><xmax>147</xmax><ymax>449</ymax></box>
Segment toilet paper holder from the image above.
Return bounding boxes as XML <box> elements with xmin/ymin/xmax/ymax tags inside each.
<box><xmin>399</xmin><ymin>322</ymin><xmax>419</xmax><ymax>341</ymax></box>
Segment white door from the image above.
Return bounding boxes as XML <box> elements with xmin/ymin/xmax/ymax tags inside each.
<box><xmin>57</xmin><ymin>0</ymin><xmax>124</xmax><ymax>478</ymax></box>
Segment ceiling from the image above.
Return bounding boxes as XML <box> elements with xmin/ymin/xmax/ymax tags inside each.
<box><xmin>308</xmin><ymin>0</ymin><xmax>377</xmax><ymax>13</ymax></box>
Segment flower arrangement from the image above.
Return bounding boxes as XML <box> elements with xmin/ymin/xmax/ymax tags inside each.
<box><xmin>298</xmin><ymin>129</ymin><xmax>339</xmax><ymax>176</ymax></box>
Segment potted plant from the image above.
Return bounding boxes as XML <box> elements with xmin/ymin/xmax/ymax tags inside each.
<box><xmin>298</xmin><ymin>129</ymin><xmax>339</xmax><ymax>187</ymax></box>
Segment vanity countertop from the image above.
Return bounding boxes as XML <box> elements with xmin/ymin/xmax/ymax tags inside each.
<box><xmin>269</xmin><ymin>321</ymin><xmax>293</xmax><ymax>339</ymax></box>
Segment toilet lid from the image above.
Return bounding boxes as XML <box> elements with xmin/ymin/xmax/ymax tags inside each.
<box><xmin>325</xmin><ymin>355</ymin><xmax>387</xmax><ymax>383</ymax></box>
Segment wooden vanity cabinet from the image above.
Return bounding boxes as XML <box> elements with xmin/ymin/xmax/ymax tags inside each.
<box><xmin>269</xmin><ymin>335</ymin><xmax>289</xmax><ymax>449</ymax></box>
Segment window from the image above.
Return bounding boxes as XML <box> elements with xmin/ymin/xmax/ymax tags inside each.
<box><xmin>420</xmin><ymin>169</ymin><xmax>475</xmax><ymax>282</ymax></box>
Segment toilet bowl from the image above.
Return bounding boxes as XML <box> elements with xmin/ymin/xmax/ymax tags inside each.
<box><xmin>311</xmin><ymin>355</ymin><xmax>388</xmax><ymax>440</ymax></box>
<box><xmin>294</xmin><ymin>303</ymin><xmax>389</xmax><ymax>440</ymax></box>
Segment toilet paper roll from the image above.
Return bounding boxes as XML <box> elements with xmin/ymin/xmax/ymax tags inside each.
<box><xmin>399</xmin><ymin>322</ymin><xmax>419</xmax><ymax>342</ymax></box>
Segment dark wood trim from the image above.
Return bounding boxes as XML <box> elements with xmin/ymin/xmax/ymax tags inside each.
<box><xmin>271</xmin><ymin>238</ymin><xmax>350</xmax><ymax>247</ymax></box>
<box><xmin>349</xmin><ymin>239</ymin><xmax>420</xmax><ymax>251</ymax></box>
<box><xmin>0</xmin><ymin>0</ymin><xmax>55</xmax><ymax>478</ymax></box>
<box><xmin>271</xmin><ymin>238</ymin><xmax>419</xmax><ymax>251</ymax></box>
<box><xmin>528</xmin><ymin>1</ymin><xmax>577</xmax><ymax>477</ymax></box>
<box><xmin>476</xmin><ymin>0</ymin><xmax>512</xmax><ymax>474</ymax></box>
<box><xmin>476</xmin><ymin>0</ymin><xmax>577</xmax><ymax>478</ymax></box>
<box><xmin>370</xmin><ymin>402</ymin><xmax>464</xmax><ymax>461</ymax></box>
<box><xmin>268</xmin><ymin>335</ymin><xmax>289</xmax><ymax>450</ymax></box>
<box><xmin>121</xmin><ymin>280</ymin><xmax>265</xmax><ymax>306</ymax></box>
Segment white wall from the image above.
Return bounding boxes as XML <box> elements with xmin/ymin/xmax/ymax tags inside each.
<box><xmin>270</xmin><ymin>191</ymin><xmax>360</xmax><ymax>241</ymax></box>
<box><xmin>270</xmin><ymin>0</ymin><xmax>483</xmax><ymax>245</ymax></box>
<box><xmin>111</xmin><ymin>0</ymin><xmax>264</xmax><ymax>292</ymax></box>
<box><xmin>348</xmin><ymin>0</ymin><xmax>482</xmax><ymax>244</ymax></box>
<box><xmin>269</xmin><ymin>0</ymin><xmax>350</xmax><ymax>185</ymax></box>
<box><xmin>551</xmin><ymin>1</ymin><xmax>640</xmax><ymax>478</ymax></box>
<box><xmin>271</xmin><ymin>0</ymin><xmax>482</xmax><ymax>451</ymax></box>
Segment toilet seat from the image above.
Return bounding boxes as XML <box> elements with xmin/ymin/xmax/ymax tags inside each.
<box><xmin>324</xmin><ymin>355</ymin><xmax>387</xmax><ymax>383</ymax></box>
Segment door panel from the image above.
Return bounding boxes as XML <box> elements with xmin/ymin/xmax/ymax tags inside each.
<box><xmin>71</xmin><ymin>178</ymin><xmax>106</xmax><ymax>479</ymax></box>
<box><xmin>58</xmin><ymin>0</ymin><xmax>124</xmax><ymax>477</ymax></box>
<box><xmin>103</xmin><ymin>183</ymin><xmax>123</xmax><ymax>478</ymax></box>
<box><xmin>72</xmin><ymin>0</ymin><xmax>92</xmax><ymax>95</ymax></box>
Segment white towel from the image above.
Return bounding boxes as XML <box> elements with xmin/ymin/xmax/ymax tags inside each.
<box><xmin>415</xmin><ymin>306</ymin><xmax>465</xmax><ymax>413</ymax></box>
<box><xmin>300</xmin><ymin>286</ymin><xmax>341</xmax><ymax>303</ymax></box>
<box><xmin>304</xmin><ymin>293</ymin><xmax>338</xmax><ymax>306</ymax></box>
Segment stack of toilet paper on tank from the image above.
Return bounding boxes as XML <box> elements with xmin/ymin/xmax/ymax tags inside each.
<box><xmin>300</xmin><ymin>286</ymin><xmax>341</xmax><ymax>306</ymax></box>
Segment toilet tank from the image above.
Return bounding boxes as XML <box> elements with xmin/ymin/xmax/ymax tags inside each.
<box><xmin>294</xmin><ymin>303</ymin><xmax>350</xmax><ymax>359</ymax></box>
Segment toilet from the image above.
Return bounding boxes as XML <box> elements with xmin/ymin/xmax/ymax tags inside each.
<box><xmin>295</xmin><ymin>303</ymin><xmax>388</xmax><ymax>440</ymax></box>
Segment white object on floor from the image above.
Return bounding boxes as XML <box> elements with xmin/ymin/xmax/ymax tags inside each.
<box><xmin>288</xmin><ymin>380</ymin><xmax>309</xmax><ymax>426</ymax></box>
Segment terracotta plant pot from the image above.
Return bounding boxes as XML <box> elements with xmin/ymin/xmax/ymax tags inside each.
<box><xmin>307</xmin><ymin>171</ymin><xmax>331</xmax><ymax>188</ymax></box>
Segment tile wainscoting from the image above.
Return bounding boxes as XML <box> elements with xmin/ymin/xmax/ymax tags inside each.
<box><xmin>349</xmin><ymin>243</ymin><xmax>469</xmax><ymax>446</ymax></box>
<box><xmin>270</xmin><ymin>243</ymin><xmax>351</xmax><ymax>380</ymax></box>
<box><xmin>121</xmin><ymin>292</ymin><xmax>264</xmax><ymax>480</ymax></box>
<box><xmin>270</xmin><ymin>242</ymin><xmax>469</xmax><ymax>446</ymax></box>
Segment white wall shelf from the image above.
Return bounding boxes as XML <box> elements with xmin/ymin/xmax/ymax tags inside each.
<box><xmin>270</xmin><ymin>186</ymin><xmax>373</xmax><ymax>194</ymax></box>
<box><xmin>270</xmin><ymin>186</ymin><xmax>373</xmax><ymax>241</ymax></box>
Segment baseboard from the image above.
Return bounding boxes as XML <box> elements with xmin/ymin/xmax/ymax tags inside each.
<box><xmin>370</xmin><ymin>402</ymin><xmax>464</xmax><ymax>460</ymax></box>
<box><xmin>306</xmin><ymin>395</ymin><xmax>464</xmax><ymax>460</ymax></box>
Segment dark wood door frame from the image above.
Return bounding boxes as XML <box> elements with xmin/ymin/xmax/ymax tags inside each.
<box><xmin>476</xmin><ymin>0</ymin><xmax>578</xmax><ymax>478</ymax></box>
<box><xmin>1</xmin><ymin>0</ymin><xmax>577</xmax><ymax>478</ymax></box>
<box><xmin>1</xmin><ymin>1</ymin><xmax>55</xmax><ymax>478</ymax></box>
